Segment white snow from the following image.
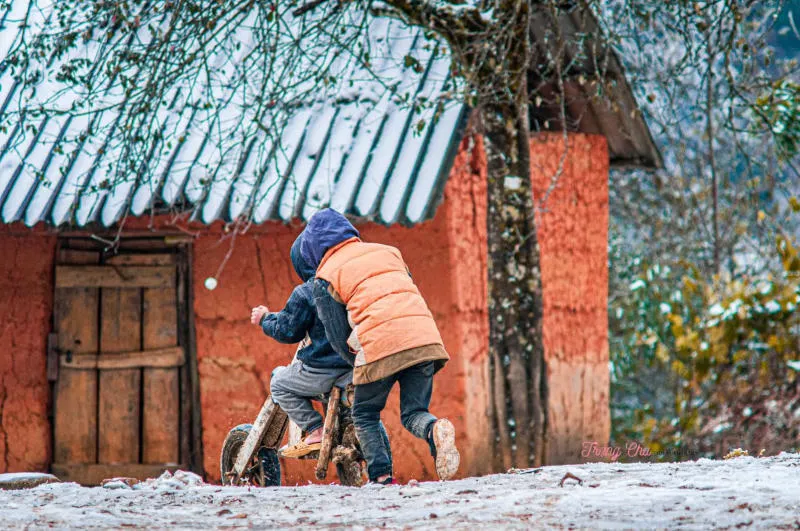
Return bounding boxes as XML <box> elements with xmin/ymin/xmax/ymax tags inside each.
<box><xmin>251</xmin><ymin>108</ymin><xmax>314</xmax><ymax>224</ymax></box>
<box><xmin>328</xmin><ymin>97</ymin><xmax>389</xmax><ymax>214</ymax></box>
<box><xmin>191</xmin><ymin>20</ymin><xmax>258</xmax><ymax>223</ymax></box>
<box><xmin>353</xmin><ymin>31</ymin><xmax>429</xmax><ymax>218</ymax></box>
<box><xmin>159</xmin><ymin>44</ymin><xmax>231</xmax><ymax>208</ymax></box>
<box><xmin>380</xmin><ymin>46</ymin><xmax>452</xmax><ymax>224</ymax></box>
<box><xmin>129</xmin><ymin>96</ymin><xmax>196</xmax><ymax>216</ymax></box>
<box><xmin>301</xmin><ymin>106</ymin><xmax>364</xmax><ymax>220</ymax></box>
<box><xmin>298</xmin><ymin>17</ymin><xmax>397</xmax><ymax>221</ymax></box>
<box><xmin>228</xmin><ymin>131</ymin><xmax>272</xmax><ymax>221</ymax></box>
<box><xmin>0</xmin><ymin>124</ymin><xmax>31</xmax><ymax>206</ymax></box>
<box><xmin>278</xmin><ymin>105</ymin><xmax>337</xmax><ymax>220</ymax></box>
<box><xmin>50</xmin><ymin>112</ymin><xmax>114</xmax><ymax>226</ymax></box>
<box><xmin>24</xmin><ymin>115</ymin><xmax>86</xmax><ymax>226</ymax></box>
<box><xmin>404</xmin><ymin>101</ymin><xmax>464</xmax><ymax>223</ymax></box>
<box><xmin>629</xmin><ymin>279</ymin><xmax>646</xmax><ymax>291</ymax></box>
<box><xmin>1</xmin><ymin>455</ymin><xmax>799</xmax><ymax>529</ymax></box>
<box><xmin>8</xmin><ymin>16</ymin><xmax>102</xmax><ymax>226</ymax></box>
<box><xmin>1</xmin><ymin>117</ymin><xmax>63</xmax><ymax>223</ymax></box>
<box><xmin>376</xmin><ymin>41</ymin><xmax>446</xmax><ymax>223</ymax></box>
<box><xmin>102</xmin><ymin>75</ymin><xmax>184</xmax><ymax>224</ymax></box>
<box><xmin>0</xmin><ymin>1</ymin><xmax>37</xmax><ymax>62</ymax></box>
<box><xmin>329</xmin><ymin>23</ymin><xmax>416</xmax><ymax>216</ymax></box>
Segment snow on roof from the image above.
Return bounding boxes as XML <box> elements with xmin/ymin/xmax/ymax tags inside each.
<box><xmin>0</xmin><ymin>5</ymin><xmax>468</xmax><ymax>228</ymax></box>
<box><xmin>0</xmin><ymin>3</ymin><xmax>659</xmax><ymax>229</ymax></box>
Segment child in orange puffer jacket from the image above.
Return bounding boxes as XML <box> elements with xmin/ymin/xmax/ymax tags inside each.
<box><xmin>301</xmin><ymin>208</ymin><xmax>460</xmax><ymax>484</ymax></box>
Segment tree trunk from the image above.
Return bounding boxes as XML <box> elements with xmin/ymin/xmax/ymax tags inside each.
<box><xmin>517</xmin><ymin>74</ymin><xmax>547</xmax><ymax>468</ymax></box>
<box><xmin>385</xmin><ymin>0</ymin><xmax>548</xmax><ymax>470</ymax></box>
<box><xmin>491</xmin><ymin>348</ymin><xmax>514</xmax><ymax>470</ymax></box>
<box><xmin>483</xmin><ymin>96</ymin><xmax>547</xmax><ymax>469</ymax></box>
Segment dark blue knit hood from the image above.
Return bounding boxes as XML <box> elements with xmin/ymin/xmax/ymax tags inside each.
<box><xmin>300</xmin><ymin>209</ymin><xmax>360</xmax><ymax>269</ymax></box>
<box><xmin>290</xmin><ymin>231</ymin><xmax>316</xmax><ymax>282</ymax></box>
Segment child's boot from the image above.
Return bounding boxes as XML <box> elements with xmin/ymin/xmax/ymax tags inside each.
<box><xmin>430</xmin><ymin>419</ymin><xmax>460</xmax><ymax>480</ymax></box>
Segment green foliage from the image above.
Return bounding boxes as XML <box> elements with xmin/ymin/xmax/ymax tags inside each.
<box><xmin>610</xmin><ymin>221</ymin><xmax>800</xmax><ymax>456</ymax></box>
<box><xmin>753</xmin><ymin>80</ymin><xmax>800</xmax><ymax>161</ymax></box>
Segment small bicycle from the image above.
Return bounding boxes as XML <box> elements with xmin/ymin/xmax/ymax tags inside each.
<box><xmin>219</xmin><ymin>384</ymin><xmax>365</xmax><ymax>487</ymax></box>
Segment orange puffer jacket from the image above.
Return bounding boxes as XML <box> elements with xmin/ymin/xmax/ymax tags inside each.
<box><xmin>316</xmin><ymin>238</ymin><xmax>449</xmax><ymax>374</ymax></box>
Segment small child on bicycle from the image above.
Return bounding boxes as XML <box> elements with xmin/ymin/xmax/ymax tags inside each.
<box><xmin>250</xmin><ymin>232</ymin><xmax>353</xmax><ymax>458</ymax></box>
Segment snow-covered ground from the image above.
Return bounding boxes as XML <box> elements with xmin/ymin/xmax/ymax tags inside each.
<box><xmin>1</xmin><ymin>454</ymin><xmax>799</xmax><ymax>529</ymax></box>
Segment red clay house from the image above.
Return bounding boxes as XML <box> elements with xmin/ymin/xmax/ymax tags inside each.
<box><xmin>0</xmin><ymin>8</ymin><xmax>658</xmax><ymax>484</ymax></box>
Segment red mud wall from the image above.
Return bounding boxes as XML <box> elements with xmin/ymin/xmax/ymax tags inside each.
<box><xmin>0</xmin><ymin>228</ymin><xmax>57</xmax><ymax>473</ymax></box>
<box><xmin>530</xmin><ymin>132</ymin><xmax>611</xmax><ymax>464</ymax></box>
<box><xmin>194</xmin><ymin>136</ymin><xmax>490</xmax><ymax>483</ymax></box>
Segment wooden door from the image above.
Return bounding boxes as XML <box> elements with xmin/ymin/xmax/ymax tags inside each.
<box><xmin>50</xmin><ymin>239</ymin><xmax>199</xmax><ymax>485</ymax></box>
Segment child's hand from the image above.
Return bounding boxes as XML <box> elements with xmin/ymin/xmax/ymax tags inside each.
<box><xmin>250</xmin><ymin>305</ymin><xmax>269</xmax><ymax>325</ymax></box>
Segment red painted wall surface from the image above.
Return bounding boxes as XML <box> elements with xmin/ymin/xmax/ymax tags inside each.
<box><xmin>0</xmin><ymin>227</ymin><xmax>57</xmax><ymax>473</ymax></box>
<box><xmin>530</xmin><ymin>132</ymin><xmax>611</xmax><ymax>464</ymax></box>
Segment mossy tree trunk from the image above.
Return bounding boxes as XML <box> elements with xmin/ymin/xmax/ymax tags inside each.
<box><xmin>483</xmin><ymin>99</ymin><xmax>547</xmax><ymax>469</ymax></box>
<box><xmin>478</xmin><ymin>2</ymin><xmax>547</xmax><ymax>469</ymax></box>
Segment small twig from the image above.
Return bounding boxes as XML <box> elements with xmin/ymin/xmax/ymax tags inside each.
<box><xmin>89</xmin><ymin>233</ymin><xmax>118</xmax><ymax>251</ymax></box>
<box><xmin>507</xmin><ymin>467</ymin><xmax>543</xmax><ymax>475</ymax></box>
<box><xmin>559</xmin><ymin>472</ymin><xmax>583</xmax><ymax>487</ymax></box>
<box><xmin>292</xmin><ymin>0</ymin><xmax>328</xmax><ymax>17</ymax></box>
<box><xmin>212</xmin><ymin>229</ymin><xmax>238</xmax><ymax>282</ymax></box>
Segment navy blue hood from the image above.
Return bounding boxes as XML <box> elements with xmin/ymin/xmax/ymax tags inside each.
<box><xmin>301</xmin><ymin>209</ymin><xmax>360</xmax><ymax>269</ymax></box>
<box><xmin>290</xmin><ymin>231</ymin><xmax>315</xmax><ymax>282</ymax></box>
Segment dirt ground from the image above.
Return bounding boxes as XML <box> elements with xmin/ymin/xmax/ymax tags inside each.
<box><xmin>1</xmin><ymin>453</ymin><xmax>799</xmax><ymax>529</ymax></box>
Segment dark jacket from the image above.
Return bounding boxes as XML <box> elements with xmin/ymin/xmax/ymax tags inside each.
<box><xmin>260</xmin><ymin>232</ymin><xmax>350</xmax><ymax>369</ymax></box>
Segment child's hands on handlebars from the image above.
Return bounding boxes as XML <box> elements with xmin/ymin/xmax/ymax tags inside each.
<box><xmin>250</xmin><ymin>305</ymin><xmax>269</xmax><ymax>325</ymax></box>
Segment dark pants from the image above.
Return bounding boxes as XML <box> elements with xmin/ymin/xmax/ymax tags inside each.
<box><xmin>352</xmin><ymin>361</ymin><xmax>437</xmax><ymax>481</ymax></box>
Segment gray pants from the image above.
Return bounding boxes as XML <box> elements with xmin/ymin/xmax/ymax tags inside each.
<box><xmin>270</xmin><ymin>361</ymin><xmax>352</xmax><ymax>432</ymax></box>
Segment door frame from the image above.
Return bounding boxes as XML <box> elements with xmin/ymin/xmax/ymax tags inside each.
<box><xmin>49</xmin><ymin>234</ymin><xmax>204</xmax><ymax>478</ymax></box>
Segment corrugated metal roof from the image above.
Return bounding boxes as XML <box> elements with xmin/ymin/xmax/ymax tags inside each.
<box><xmin>0</xmin><ymin>2</ymin><xmax>659</xmax><ymax>230</ymax></box>
<box><xmin>0</xmin><ymin>5</ymin><xmax>468</xmax><ymax>228</ymax></box>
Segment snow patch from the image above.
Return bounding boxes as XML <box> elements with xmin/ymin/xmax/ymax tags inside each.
<box><xmin>1</xmin><ymin>457</ymin><xmax>800</xmax><ymax>528</ymax></box>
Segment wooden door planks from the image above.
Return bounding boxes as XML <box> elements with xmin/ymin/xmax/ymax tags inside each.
<box><xmin>107</xmin><ymin>252</ymin><xmax>181</xmax><ymax>466</ymax></box>
<box><xmin>56</xmin><ymin>265</ymin><xmax>175</xmax><ymax>288</ymax></box>
<box><xmin>52</xmin><ymin>244</ymin><xmax>191</xmax><ymax>482</ymax></box>
<box><xmin>98</xmin><ymin>287</ymin><xmax>142</xmax><ymax>464</ymax></box>
<box><xmin>58</xmin><ymin>346</ymin><xmax>184</xmax><ymax>369</ymax></box>
<box><xmin>142</xmin><ymin>285</ymin><xmax>180</xmax><ymax>464</ymax></box>
<box><xmin>53</xmin><ymin>249</ymin><xmax>99</xmax><ymax>465</ymax></box>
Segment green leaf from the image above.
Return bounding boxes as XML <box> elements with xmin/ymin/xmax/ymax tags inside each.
<box><xmin>403</xmin><ymin>55</ymin><xmax>419</xmax><ymax>70</ymax></box>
